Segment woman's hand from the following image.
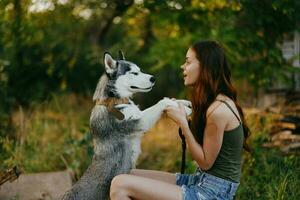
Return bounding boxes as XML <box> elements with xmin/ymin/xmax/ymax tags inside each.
<box><xmin>165</xmin><ymin>102</ymin><xmax>189</xmax><ymax>129</ymax></box>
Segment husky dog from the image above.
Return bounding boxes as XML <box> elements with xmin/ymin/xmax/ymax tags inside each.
<box><xmin>61</xmin><ymin>51</ymin><xmax>192</xmax><ymax>200</ymax></box>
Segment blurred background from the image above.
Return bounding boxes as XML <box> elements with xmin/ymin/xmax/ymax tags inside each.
<box><xmin>0</xmin><ymin>0</ymin><xmax>299</xmax><ymax>199</ymax></box>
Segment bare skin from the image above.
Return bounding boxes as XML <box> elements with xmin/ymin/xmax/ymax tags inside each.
<box><xmin>110</xmin><ymin>169</ymin><xmax>181</xmax><ymax>200</ymax></box>
<box><xmin>129</xmin><ymin>169</ymin><xmax>176</xmax><ymax>184</ymax></box>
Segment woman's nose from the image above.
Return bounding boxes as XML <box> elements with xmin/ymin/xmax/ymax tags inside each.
<box><xmin>180</xmin><ymin>64</ymin><xmax>185</xmax><ymax>70</ymax></box>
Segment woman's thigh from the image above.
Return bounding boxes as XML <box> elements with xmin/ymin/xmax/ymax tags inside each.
<box><xmin>111</xmin><ymin>174</ymin><xmax>182</xmax><ymax>200</ymax></box>
<box><xmin>130</xmin><ymin>169</ymin><xmax>176</xmax><ymax>184</ymax></box>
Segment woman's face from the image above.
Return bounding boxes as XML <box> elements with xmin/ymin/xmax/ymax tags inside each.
<box><xmin>181</xmin><ymin>48</ymin><xmax>200</xmax><ymax>86</ymax></box>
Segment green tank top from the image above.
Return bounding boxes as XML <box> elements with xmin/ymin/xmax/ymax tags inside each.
<box><xmin>204</xmin><ymin>100</ymin><xmax>244</xmax><ymax>183</ymax></box>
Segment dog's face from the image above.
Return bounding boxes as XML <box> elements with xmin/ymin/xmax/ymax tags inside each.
<box><xmin>104</xmin><ymin>52</ymin><xmax>155</xmax><ymax>98</ymax></box>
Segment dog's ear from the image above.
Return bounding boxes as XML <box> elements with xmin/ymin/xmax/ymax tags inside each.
<box><xmin>118</xmin><ymin>50</ymin><xmax>125</xmax><ymax>60</ymax></box>
<box><xmin>104</xmin><ymin>52</ymin><xmax>116</xmax><ymax>74</ymax></box>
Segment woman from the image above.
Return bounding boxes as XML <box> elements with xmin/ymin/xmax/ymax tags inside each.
<box><xmin>110</xmin><ymin>40</ymin><xmax>251</xmax><ymax>200</ymax></box>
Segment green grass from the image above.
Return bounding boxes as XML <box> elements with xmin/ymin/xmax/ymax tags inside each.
<box><xmin>237</xmin><ymin>143</ymin><xmax>299</xmax><ymax>199</ymax></box>
<box><xmin>235</xmin><ymin>111</ymin><xmax>300</xmax><ymax>199</ymax></box>
<box><xmin>0</xmin><ymin>94</ymin><xmax>94</xmax><ymax>178</ymax></box>
<box><xmin>0</xmin><ymin>94</ymin><xmax>299</xmax><ymax>199</ymax></box>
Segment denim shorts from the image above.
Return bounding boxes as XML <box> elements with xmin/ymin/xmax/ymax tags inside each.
<box><xmin>175</xmin><ymin>169</ymin><xmax>239</xmax><ymax>200</ymax></box>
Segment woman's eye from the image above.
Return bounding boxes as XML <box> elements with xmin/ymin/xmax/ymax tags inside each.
<box><xmin>131</xmin><ymin>72</ymin><xmax>138</xmax><ymax>75</ymax></box>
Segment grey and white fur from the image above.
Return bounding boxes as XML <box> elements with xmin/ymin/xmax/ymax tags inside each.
<box><xmin>61</xmin><ymin>51</ymin><xmax>192</xmax><ymax>200</ymax></box>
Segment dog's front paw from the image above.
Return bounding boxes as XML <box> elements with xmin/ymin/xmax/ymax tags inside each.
<box><xmin>175</xmin><ymin>99</ymin><xmax>192</xmax><ymax>116</ymax></box>
<box><xmin>176</xmin><ymin>99</ymin><xmax>192</xmax><ymax>108</ymax></box>
<box><xmin>158</xmin><ymin>97</ymin><xmax>179</xmax><ymax>108</ymax></box>
<box><xmin>183</xmin><ymin>106</ymin><xmax>192</xmax><ymax>116</ymax></box>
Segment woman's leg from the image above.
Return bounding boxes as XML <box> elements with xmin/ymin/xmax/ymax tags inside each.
<box><xmin>110</xmin><ymin>174</ymin><xmax>182</xmax><ymax>200</ymax></box>
<box><xmin>130</xmin><ymin>169</ymin><xmax>176</xmax><ymax>184</ymax></box>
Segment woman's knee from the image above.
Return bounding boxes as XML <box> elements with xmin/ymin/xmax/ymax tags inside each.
<box><xmin>110</xmin><ymin>174</ymin><xmax>130</xmax><ymax>198</ymax></box>
<box><xmin>111</xmin><ymin>174</ymin><xmax>128</xmax><ymax>189</ymax></box>
<box><xmin>129</xmin><ymin>169</ymin><xmax>139</xmax><ymax>175</ymax></box>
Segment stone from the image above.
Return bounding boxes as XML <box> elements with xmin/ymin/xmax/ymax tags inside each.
<box><xmin>0</xmin><ymin>170</ymin><xmax>72</xmax><ymax>200</ymax></box>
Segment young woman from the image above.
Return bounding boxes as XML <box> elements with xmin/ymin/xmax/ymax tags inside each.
<box><xmin>109</xmin><ymin>40</ymin><xmax>251</xmax><ymax>200</ymax></box>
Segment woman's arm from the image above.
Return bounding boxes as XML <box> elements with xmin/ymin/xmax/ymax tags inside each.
<box><xmin>165</xmin><ymin>103</ymin><xmax>227</xmax><ymax>170</ymax></box>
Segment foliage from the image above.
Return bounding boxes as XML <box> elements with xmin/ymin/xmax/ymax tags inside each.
<box><xmin>0</xmin><ymin>0</ymin><xmax>298</xmax><ymax>108</ymax></box>
<box><xmin>232</xmin><ymin>0</ymin><xmax>299</xmax><ymax>93</ymax></box>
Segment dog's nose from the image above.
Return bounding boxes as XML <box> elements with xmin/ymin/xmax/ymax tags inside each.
<box><xmin>150</xmin><ymin>76</ymin><xmax>156</xmax><ymax>83</ymax></box>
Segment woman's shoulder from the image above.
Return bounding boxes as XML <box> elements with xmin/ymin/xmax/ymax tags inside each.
<box><xmin>206</xmin><ymin>101</ymin><xmax>230</xmax><ymax>120</ymax></box>
<box><xmin>206</xmin><ymin>95</ymin><xmax>239</xmax><ymax>121</ymax></box>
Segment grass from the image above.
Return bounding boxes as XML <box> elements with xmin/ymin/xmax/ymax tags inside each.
<box><xmin>0</xmin><ymin>94</ymin><xmax>93</xmax><ymax>178</ymax></box>
<box><xmin>0</xmin><ymin>94</ymin><xmax>299</xmax><ymax>199</ymax></box>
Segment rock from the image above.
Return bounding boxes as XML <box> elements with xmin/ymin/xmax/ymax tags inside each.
<box><xmin>0</xmin><ymin>170</ymin><xmax>72</xmax><ymax>200</ymax></box>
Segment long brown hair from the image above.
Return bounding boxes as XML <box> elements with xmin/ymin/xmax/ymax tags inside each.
<box><xmin>189</xmin><ymin>40</ymin><xmax>251</xmax><ymax>152</ymax></box>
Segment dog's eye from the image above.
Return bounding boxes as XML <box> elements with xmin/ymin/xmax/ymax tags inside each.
<box><xmin>130</xmin><ymin>72</ymin><xmax>138</xmax><ymax>75</ymax></box>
